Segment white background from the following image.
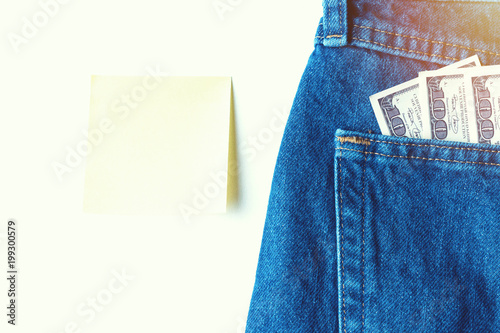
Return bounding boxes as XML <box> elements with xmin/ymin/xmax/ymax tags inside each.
<box><xmin>0</xmin><ymin>0</ymin><xmax>321</xmax><ymax>332</ymax></box>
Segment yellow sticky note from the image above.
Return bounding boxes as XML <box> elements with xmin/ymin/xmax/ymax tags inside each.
<box><xmin>83</xmin><ymin>76</ymin><xmax>232</xmax><ymax>216</ymax></box>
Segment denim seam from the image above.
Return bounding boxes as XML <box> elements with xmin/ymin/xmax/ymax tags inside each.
<box><xmin>328</xmin><ymin>6</ymin><xmax>331</xmax><ymax>37</ymax></box>
<box><xmin>354</xmin><ymin>24</ymin><xmax>500</xmax><ymax>58</ymax></box>
<box><xmin>339</xmin><ymin>146</ymin><xmax>347</xmax><ymax>333</ymax></box>
<box><xmin>335</xmin><ymin>136</ymin><xmax>500</xmax><ymax>153</ymax></box>
<box><xmin>352</xmin><ymin>37</ymin><xmax>460</xmax><ymax>61</ymax></box>
<box><xmin>338</xmin><ymin>1</ymin><xmax>343</xmax><ymax>36</ymax></box>
<box><xmin>337</xmin><ymin>147</ymin><xmax>500</xmax><ymax>167</ymax></box>
<box><xmin>361</xmin><ymin>150</ymin><xmax>367</xmax><ymax>332</ymax></box>
<box><xmin>325</xmin><ymin>7</ymin><xmax>331</xmax><ymax>36</ymax></box>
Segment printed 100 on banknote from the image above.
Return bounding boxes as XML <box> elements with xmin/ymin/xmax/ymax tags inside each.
<box><xmin>420</xmin><ymin>65</ymin><xmax>500</xmax><ymax>145</ymax></box>
<box><xmin>370</xmin><ymin>55</ymin><xmax>480</xmax><ymax>141</ymax></box>
<box><xmin>465</xmin><ymin>65</ymin><xmax>500</xmax><ymax>145</ymax></box>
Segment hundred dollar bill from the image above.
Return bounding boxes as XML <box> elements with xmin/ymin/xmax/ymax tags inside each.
<box><xmin>419</xmin><ymin>61</ymin><xmax>483</xmax><ymax>142</ymax></box>
<box><xmin>370</xmin><ymin>78</ymin><xmax>423</xmax><ymax>138</ymax></box>
<box><xmin>464</xmin><ymin>65</ymin><xmax>500</xmax><ymax>145</ymax></box>
<box><xmin>370</xmin><ymin>55</ymin><xmax>480</xmax><ymax>139</ymax></box>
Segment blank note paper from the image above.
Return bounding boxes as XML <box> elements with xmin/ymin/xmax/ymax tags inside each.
<box><xmin>83</xmin><ymin>76</ymin><xmax>232</xmax><ymax>216</ymax></box>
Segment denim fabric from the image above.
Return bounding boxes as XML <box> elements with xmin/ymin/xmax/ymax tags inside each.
<box><xmin>246</xmin><ymin>0</ymin><xmax>500</xmax><ymax>332</ymax></box>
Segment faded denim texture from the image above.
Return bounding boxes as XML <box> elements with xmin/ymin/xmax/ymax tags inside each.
<box><xmin>247</xmin><ymin>0</ymin><xmax>500</xmax><ymax>332</ymax></box>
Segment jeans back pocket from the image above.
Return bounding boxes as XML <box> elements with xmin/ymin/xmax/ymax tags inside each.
<box><xmin>335</xmin><ymin>129</ymin><xmax>500</xmax><ymax>331</ymax></box>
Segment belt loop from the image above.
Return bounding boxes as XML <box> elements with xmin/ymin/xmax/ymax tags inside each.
<box><xmin>322</xmin><ymin>0</ymin><xmax>348</xmax><ymax>47</ymax></box>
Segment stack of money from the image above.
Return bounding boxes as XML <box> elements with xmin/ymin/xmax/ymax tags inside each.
<box><xmin>370</xmin><ymin>55</ymin><xmax>500</xmax><ymax>145</ymax></box>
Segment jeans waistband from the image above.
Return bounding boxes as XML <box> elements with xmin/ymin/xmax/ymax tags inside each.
<box><xmin>316</xmin><ymin>0</ymin><xmax>500</xmax><ymax>65</ymax></box>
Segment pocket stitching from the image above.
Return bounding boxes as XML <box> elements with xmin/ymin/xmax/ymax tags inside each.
<box><xmin>354</xmin><ymin>25</ymin><xmax>500</xmax><ymax>58</ymax></box>
<box><xmin>338</xmin><ymin>147</ymin><xmax>500</xmax><ymax>167</ymax></box>
<box><xmin>361</xmin><ymin>150</ymin><xmax>367</xmax><ymax>331</ymax></box>
<box><xmin>338</xmin><ymin>146</ymin><xmax>347</xmax><ymax>333</ymax></box>
<box><xmin>335</xmin><ymin>136</ymin><xmax>500</xmax><ymax>154</ymax></box>
<box><xmin>352</xmin><ymin>37</ymin><xmax>460</xmax><ymax>61</ymax></box>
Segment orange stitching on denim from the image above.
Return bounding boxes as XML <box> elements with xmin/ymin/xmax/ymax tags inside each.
<box><xmin>339</xmin><ymin>146</ymin><xmax>347</xmax><ymax>333</ymax></box>
<box><xmin>370</xmin><ymin>139</ymin><xmax>500</xmax><ymax>153</ymax></box>
<box><xmin>322</xmin><ymin>5</ymin><xmax>343</xmax><ymax>39</ymax></box>
<box><xmin>361</xmin><ymin>151</ymin><xmax>366</xmax><ymax>331</ymax></box>
<box><xmin>335</xmin><ymin>136</ymin><xmax>500</xmax><ymax>154</ymax></box>
<box><xmin>316</xmin><ymin>36</ymin><xmax>343</xmax><ymax>39</ymax></box>
<box><xmin>352</xmin><ymin>37</ymin><xmax>460</xmax><ymax>61</ymax></box>
<box><xmin>354</xmin><ymin>24</ymin><xmax>500</xmax><ymax>58</ymax></box>
<box><xmin>337</xmin><ymin>147</ymin><xmax>500</xmax><ymax>167</ymax></box>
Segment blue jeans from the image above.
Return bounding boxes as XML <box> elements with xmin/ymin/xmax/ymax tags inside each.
<box><xmin>246</xmin><ymin>0</ymin><xmax>500</xmax><ymax>332</ymax></box>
